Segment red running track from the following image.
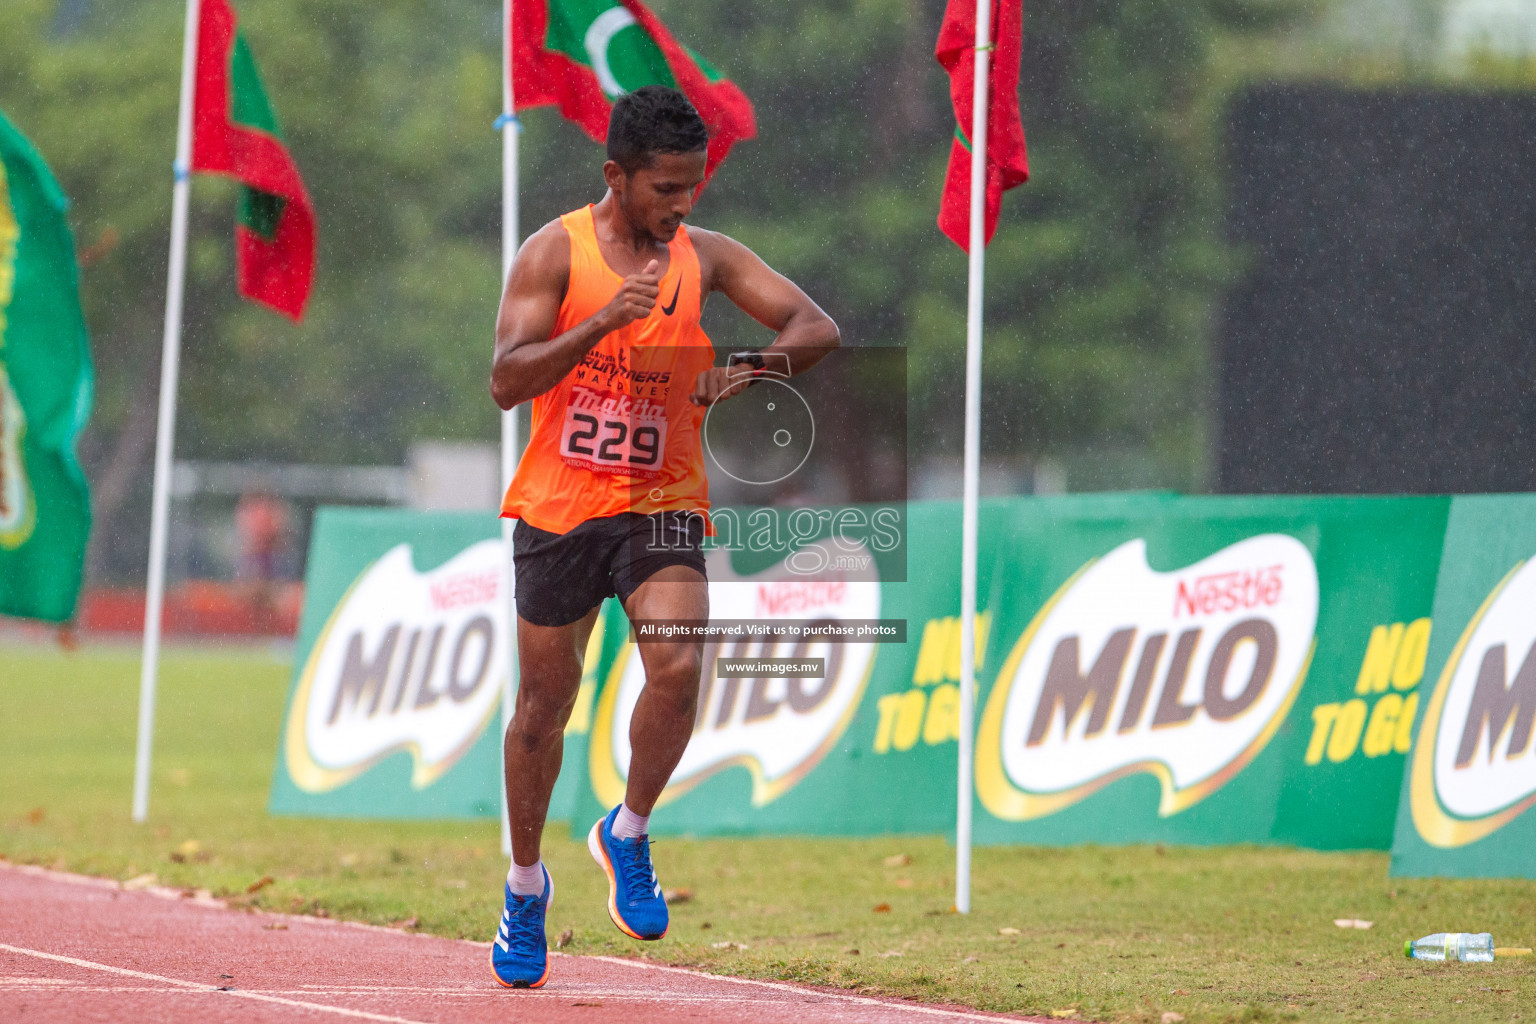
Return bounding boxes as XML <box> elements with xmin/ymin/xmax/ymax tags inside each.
<box><xmin>0</xmin><ymin>864</ymin><xmax>1046</xmax><ymax>1023</ymax></box>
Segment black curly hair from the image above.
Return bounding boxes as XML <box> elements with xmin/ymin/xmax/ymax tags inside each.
<box><xmin>606</xmin><ymin>85</ymin><xmax>710</xmax><ymax>175</ymax></box>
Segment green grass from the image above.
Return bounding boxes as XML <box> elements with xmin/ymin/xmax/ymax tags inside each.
<box><xmin>2</xmin><ymin>640</ymin><xmax>1534</xmax><ymax>1023</ymax></box>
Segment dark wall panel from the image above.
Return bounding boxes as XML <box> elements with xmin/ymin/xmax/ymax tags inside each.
<box><xmin>1219</xmin><ymin>86</ymin><xmax>1536</xmax><ymax>494</ymax></box>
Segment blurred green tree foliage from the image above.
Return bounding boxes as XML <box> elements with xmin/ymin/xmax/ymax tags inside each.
<box><xmin>0</xmin><ymin>0</ymin><xmax>1302</xmax><ymax>577</ymax></box>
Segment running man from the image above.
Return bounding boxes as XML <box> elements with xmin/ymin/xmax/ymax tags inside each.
<box><xmin>488</xmin><ymin>86</ymin><xmax>839</xmax><ymax>988</ymax></box>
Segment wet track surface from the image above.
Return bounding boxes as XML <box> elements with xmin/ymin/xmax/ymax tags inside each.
<box><xmin>0</xmin><ymin>863</ymin><xmax>1049</xmax><ymax>1023</ymax></box>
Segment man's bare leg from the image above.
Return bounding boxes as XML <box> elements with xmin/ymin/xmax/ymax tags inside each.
<box><xmin>504</xmin><ymin>607</ymin><xmax>600</xmax><ymax>867</ymax></box>
<box><xmin>620</xmin><ymin>564</ymin><xmax>708</xmax><ymax>815</ymax></box>
<box><xmin>584</xmin><ymin>564</ymin><xmax>705</xmax><ymax>942</ymax></box>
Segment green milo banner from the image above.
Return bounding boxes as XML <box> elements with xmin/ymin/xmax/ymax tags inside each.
<box><xmin>270</xmin><ymin>508</ymin><xmax>511</xmax><ymax>819</ymax></box>
<box><xmin>972</xmin><ymin>496</ymin><xmax>1446</xmax><ymax>850</ymax></box>
<box><xmin>0</xmin><ymin>110</ymin><xmax>94</xmax><ymax>623</ymax></box>
<box><xmin>569</xmin><ymin>495</ymin><xmax>1445</xmax><ymax>846</ymax></box>
<box><xmin>277</xmin><ymin>496</ymin><xmax>1452</xmax><ymax>853</ymax></box>
<box><xmin>1391</xmin><ymin>495</ymin><xmax>1536</xmax><ymax>878</ymax></box>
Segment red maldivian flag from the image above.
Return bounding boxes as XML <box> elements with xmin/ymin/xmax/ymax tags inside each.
<box><xmin>192</xmin><ymin>0</ymin><xmax>316</xmax><ymax>321</ymax></box>
<box><xmin>511</xmin><ymin>0</ymin><xmax>756</xmax><ymax>182</ymax></box>
<box><xmin>936</xmin><ymin>0</ymin><xmax>1028</xmax><ymax>250</ymax></box>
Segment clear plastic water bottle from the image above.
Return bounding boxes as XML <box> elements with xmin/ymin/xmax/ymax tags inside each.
<box><xmin>1404</xmin><ymin>933</ymin><xmax>1495</xmax><ymax>962</ymax></box>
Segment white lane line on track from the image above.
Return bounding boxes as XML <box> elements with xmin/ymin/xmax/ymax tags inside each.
<box><xmin>568</xmin><ymin>954</ymin><xmax>1032</xmax><ymax>1023</ymax></box>
<box><xmin>291</xmin><ymin>987</ymin><xmax>786</xmax><ymax>1001</ymax></box>
<box><xmin>0</xmin><ymin>984</ymin><xmax>782</xmax><ymax>1004</ymax></box>
<box><xmin>0</xmin><ymin>943</ymin><xmax>434</xmax><ymax>1024</ymax></box>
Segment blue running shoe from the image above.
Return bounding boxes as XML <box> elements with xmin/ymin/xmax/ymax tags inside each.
<box><xmin>489</xmin><ymin>867</ymin><xmax>553</xmax><ymax>989</ymax></box>
<box><xmin>587</xmin><ymin>806</ymin><xmax>668</xmax><ymax>940</ymax></box>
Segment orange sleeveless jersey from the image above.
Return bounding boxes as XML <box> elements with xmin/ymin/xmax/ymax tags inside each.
<box><xmin>500</xmin><ymin>206</ymin><xmax>715</xmax><ymax>534</ymax></box>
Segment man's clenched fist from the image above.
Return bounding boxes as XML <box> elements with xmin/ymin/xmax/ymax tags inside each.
<box><xmin>602</xmin><ymin>259</ymin><xmax>660</xmax><ymax>330</ymax></box>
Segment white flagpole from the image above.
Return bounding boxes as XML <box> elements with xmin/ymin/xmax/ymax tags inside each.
<box><xmin>133</xmin><ymin>0</ymin><xmax>202</xmax><ymax>824</ymax></box>
<box><xmin>955</xmin><ymin>0</ymin><xmax>992</xmax><ymax>915</ymax></box>
<box><xmin>498</xmin><ymin>0</ymin><xmax>522</xmax><ymax>859</ymax></box>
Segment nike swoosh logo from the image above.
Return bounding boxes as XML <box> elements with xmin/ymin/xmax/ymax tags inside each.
<box><xmin>661</xmin><ymin>279</ymin><xmax>681</xmax><ymax>316</ymax></box>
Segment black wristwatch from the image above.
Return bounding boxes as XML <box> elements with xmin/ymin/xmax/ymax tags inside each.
<box><xmin>728</xmin><ymin>351</ymin><xmax>765</xmax><ymax>386</ymax></box>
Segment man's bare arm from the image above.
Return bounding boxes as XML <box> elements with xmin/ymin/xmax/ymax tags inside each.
<box><xmin>689</xmin><ymin>230</ymin><xmax>840</xmax><ymax>406</ymax></box>
<box><xmin>490</xmin><ymin>224</ymin><xmax>661</xmax><ymax>410</ymax></box>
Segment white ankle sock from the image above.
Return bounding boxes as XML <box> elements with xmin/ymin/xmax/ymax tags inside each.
<box><xmin>507</xmin><ymin>859</ymin><xmax>545</xmax><ymax>896</ymax></box>
<box><xmin>611</xmin><ymin>802</ymin><xmax>649</xmax><ymax>840</ymax></box>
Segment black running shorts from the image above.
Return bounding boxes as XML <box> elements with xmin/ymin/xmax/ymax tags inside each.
<box><xmin>511</xmin><ymin>511</ymin><xmax>708</xmax><ymax>627</ymax></box>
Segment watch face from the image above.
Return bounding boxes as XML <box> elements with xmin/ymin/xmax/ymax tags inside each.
<box><xmin>703</xmin><ymin>376</ymin><xmax>816</xmax><ymax>486</ymax></box>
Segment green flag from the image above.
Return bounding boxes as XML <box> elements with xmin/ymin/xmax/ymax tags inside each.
<box><xmin>0</xmin><ymin>111</ymin><xmax>93</xmax><ymax>623</ymax></box>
